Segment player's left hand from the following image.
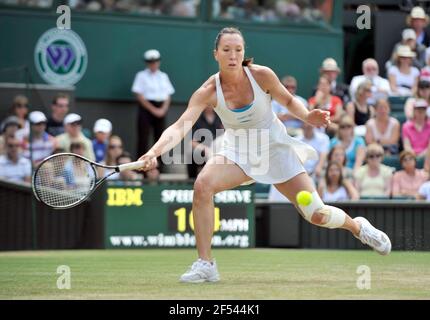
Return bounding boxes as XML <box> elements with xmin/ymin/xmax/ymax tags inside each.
<box><xmin>305</xmin><ymin>109</ymin><xmax>330</xmax><ymax>128</ymax></box>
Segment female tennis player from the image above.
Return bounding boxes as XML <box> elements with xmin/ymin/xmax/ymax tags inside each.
<box><xmin>138</xmin><ymin>27</ymin><xmax>391</xmax><ymax>283</ymax></box>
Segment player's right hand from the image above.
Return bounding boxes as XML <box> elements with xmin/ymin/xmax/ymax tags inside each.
<box><xmin>137</xmin><ymin>151</ymin><xmax>158</xmax><ymax>171</ymax></box>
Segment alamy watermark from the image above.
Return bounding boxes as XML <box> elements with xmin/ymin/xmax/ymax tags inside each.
<box><xmin>56</xmin><ymin>265</ymin><xmax>71</xmax><ymax>289</ymax></box>
<box><xmin>57</xmin><ymin>5</ymin><xmax>71</xmax><ymax>30</ymax></box>
<box><xmin>356</xmin><ymin>5</ymin><xmax>371</xmax><ymax>30</ymax></box>
<box><xmin>356</xmin><ymin>265</ymin><xmax>371</xmax><ymax>290</ymax></box>
<box><xmin>159</xmin><ymin>121</ymin><xmax>271</xmax><ymax>176</ymax></box>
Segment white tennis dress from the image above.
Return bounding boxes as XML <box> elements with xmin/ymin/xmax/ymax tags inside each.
<box><xmin>213</xmin><ymin>66</ymin><xmax>318</xmax><ymax>184</ymax></box>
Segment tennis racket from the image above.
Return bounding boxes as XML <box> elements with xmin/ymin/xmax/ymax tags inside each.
<box><xmin>32</xmin><ymin>153</ymin><xmax>147</xmax><ymax>209</ymax></box>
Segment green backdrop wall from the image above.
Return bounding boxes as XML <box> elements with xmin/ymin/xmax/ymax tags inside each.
<box><xmin>0</xmin><ymin>6</ymin><xmax>343</xmax><ymax>102</ymax></box>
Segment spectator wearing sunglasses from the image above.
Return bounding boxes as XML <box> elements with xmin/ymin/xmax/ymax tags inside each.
<box><xmin>354</xmin><ymin>143</ymin><xmax>395</xmax><ymax>198</ymax></box>
<box><xmin>0</xmin><ymin>136</ymin><xmax>31</xmax><ymax>183</ymax></box>
<box><xmin>329</xmin><ymin>115</ymin><xmax>366</xmax><ymax>172</ymax></box>
<box><xmin>402</xmin><ymin>99</ymin><xmax>430</xmax><ymax>157</ymax></box>
<box><xmin>392</xmin><ymin>150</ymin><xmax>428</xmax><ymax>198</ymax></box>
<box><xmin>404</xmin><ymin>79</ymin><xmax>430</xmax><ymax>121</ymax></box>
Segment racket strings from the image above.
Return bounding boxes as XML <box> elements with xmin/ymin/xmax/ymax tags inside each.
<box><xmin>34</xmin><ymin>154</ymin><xmax>96</xmax><ymax>208</ymax></box>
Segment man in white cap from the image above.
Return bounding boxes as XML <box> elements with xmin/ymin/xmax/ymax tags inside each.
<box><xmin>317</xmin><ymin>57</ymin><xmax>349</xmax><ymax>103</ymax></box>
<box><xmin>56</xmin><ymin>113</ymin><xmax>95</xmax><ymax>160</ymax></box>
<box><xmin>131</xmin><ymin>49</ymin><xmax>174</xmax><ymax>172</ymax></box>
<box><xmin>92</xmin><ymin>118</ymin><xmax>112</xmax><ymax>162</ymax></box>
<box><xmin>22</xmin><ymin>111</ymin><xmax>56</xmax><ymax>164</ymax></box>
<box><xmin>406</xmin><ymin>6</ymin><xmax>430</xmax><ymax>47</ymax></box>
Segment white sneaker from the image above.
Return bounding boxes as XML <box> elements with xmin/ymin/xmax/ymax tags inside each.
<box><xmin>179</xmin><ymin>259</ymin><xmax>220</xmax><ymax>283</ymax></box>
<box><xmin>354</xmin><ymin>217</ymin><xmax>391</xmax><ymax>255</ymax></box>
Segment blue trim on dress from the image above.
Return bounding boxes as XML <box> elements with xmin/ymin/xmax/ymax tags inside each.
<box><xmin>230</xmin><ymin>103</ymin><xmax>253</xmax><ymax>113</ymax></box>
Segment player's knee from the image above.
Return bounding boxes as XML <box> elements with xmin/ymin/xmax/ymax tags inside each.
<box><xmin>194</xmin><ymin>175</ymin><xmax>214</xmax><ymax>198</ymax></box>
<box><xmin>310</xmin><ymin>211</ymin><xmax>327</xmax><ymax>225</ymax></box>
<box><xmin>297</xmin><ymin>191</ymin><xmax>346</xmax><ymax>229</ymax></box>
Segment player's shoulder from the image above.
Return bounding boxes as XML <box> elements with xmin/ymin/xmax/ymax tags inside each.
<box><xmin>195</xmin><ymin>75</ymin><xmax>216</xmax><ymax>95</ymax></box>
<box><xmin>248</xmin><ymin>64</ymin><xmax>277</xmax><ymax>79</ymax></box>
<box><xmin>248</xmin><ymin>64</ymin><xmax>279</xmax><ymax>92</ymax></box>
<box><xmin>192</xmin><ymin>75</ymin><xmax>217</xmax><ymax>105</ymax></box>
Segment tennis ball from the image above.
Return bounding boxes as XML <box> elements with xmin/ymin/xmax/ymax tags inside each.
<box><xmin>296</xmin><ymin>191</ymin><xmax>313</xmax><ymax>206</ymax></box>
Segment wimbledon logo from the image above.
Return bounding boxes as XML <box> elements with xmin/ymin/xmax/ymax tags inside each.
<box><xmin>34</xmin><ymin>28</ymin><xmax>87</xmax><ymax>86</ymax></box>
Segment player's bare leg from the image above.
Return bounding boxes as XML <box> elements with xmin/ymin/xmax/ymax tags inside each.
<box><xmin>274</xmin><ymin>172</ymin><xmax>391</xmax><ymax>255</ymax></box>
<box><xmin>193</xmin><ymin>155</ymin><xmax>251</xmax><ymax>261</ymax></box>
<box><xmin>180</xmin><ymin>155</ymin><xmax>251</xmax><ymax>283</ymax></box>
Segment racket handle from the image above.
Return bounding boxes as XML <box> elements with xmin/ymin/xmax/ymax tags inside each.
<box><xmin>117</xmin><ymin>160</ymin><xmax>147</xmax><ymax>172</ymax></box>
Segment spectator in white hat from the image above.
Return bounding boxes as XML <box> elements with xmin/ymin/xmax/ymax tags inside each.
<box><xmin>387</xmin><ymin>28</ymin><xmax>426</xmax><ymax>70</ymax></box>
<box><xmin>55</xmin><ymin>113</ymin><xmax>95</xmax><ymax>160</ymax></box>
<box><xmin>92</xmin><ymin>118</ymin><xmax>112</xmax><ymax>162</ymax></box>
<box><xmin>406</xmin><ymin>6</ymin><xmax>430</xmax><ymax>47</ymax></box>
<box><xmin>388</xmin><ymin>45</ymin><xmax>420</xmax><ymax>96</ymax></box>
<box><xmin>131</xmin><ymin>49</ymin><xmax>175</xmax><ymax>171</ymax></box>
<box><xmin>22</xmin><ymin>111</ymin><xmax>57</xmax><ymax>164</ymax></box>
<box><xmin>318</xmin><ymin>58</ymin><xmax>350</xmax><ymax>103</ymax></box>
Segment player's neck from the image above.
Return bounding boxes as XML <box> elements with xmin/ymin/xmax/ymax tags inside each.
<box><xmin>219</xmin><ymin>68</ymin><xmax>245</xmax><ymax>86</ymax></box>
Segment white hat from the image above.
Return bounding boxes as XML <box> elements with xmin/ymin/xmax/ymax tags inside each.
<box><xmin>29</xmin><ymin>111</ymin><xmax>47</xmax><ymax>124</ymax></box>
<box><xmin>320</xmin><ymin>58</ymin><xmax>341</xmax><ymax>72</ymax></box>
<box><xmin>402</xmin><ymin>28</ymin><xmax>416</xmax><ymax>41</ymax></box>
<box><xmin>407</xmin><ymin>6</ymin><xmax>430</xmax><ymax>25</ymax></box>
<box><xmin>143</xmin><ymin>49</ymin><xmax>161</xmax><ymax>62</ymax></box>
<box><xmin>64</xmin><ymin>113</ymin><xmax>82</xmax><ymax>125</ymax></box>
<box><xmin>396</xmin><ymin>45</ymin><xmax>416</xmax><ymax>58</ymax></box>
<box><xmin>414</xmin><ymin>99</ymin><xmax>428</xmax><ymax>108</ymax></box>
<box><xmin>93</xmin><ymin>118</ymin><xmax>112</xmax><ymax>133</ymax></box>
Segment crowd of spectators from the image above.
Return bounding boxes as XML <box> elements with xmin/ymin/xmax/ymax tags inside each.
<box><xmin>1</xmin><ymin>0</ymin><xmax>332</xmax><ymax>23</ymax></box>
<box><xmin>267</xmin><ymin>6</ymin><xmax>430</xmax><ymax>202</ymax></box>
<box><xmin>2</xmin><ymin>4</ymin><xmax>430</xmax><ymax>201</ymax></box>
<box><xmin>0</xmin><ymin>93</ymin><xmax>156</xmax><ymax>184</ymax></box>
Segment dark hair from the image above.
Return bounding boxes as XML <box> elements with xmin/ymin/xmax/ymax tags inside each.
<box><xmin>418</xmin><ymin>79</ymin><xmax>430</xmax><ymax>89</ymax></box>
<box><xmin>318</xmin><ymin>74</ymin><xmax>331</xmax><ymax>84</ymax></box>
<box><xmin>328</xmin><ymin>145</ymin><xmax>346</xmax><ymax>166</ymax></box>
<box><xmin>116</xmin><ymin>151</ymin><xmax>132</xmax><ymax>164</ymax></box>
<box><xmin>214</xmin><ymin>27</ymin><xmax>253</xmax><ymax>66</ymax></box>
<box><xmin>52</xmin><ymin>93</ymin><xmax>70</xmax><ymax>105</ymax></box>
<box><xmin>70</xmin><ymin>142</ymin><xmax>85</xmax><ymax>152</ymax></box>
<box><xmin>325</xmin><ymin>161</ymin><xmax>344</xmax><ymax>187</ymax></box>
<box><xmin>399</xmin><ymin>149</ymin><xmax>416</xmax><ymax>163</ymax></box>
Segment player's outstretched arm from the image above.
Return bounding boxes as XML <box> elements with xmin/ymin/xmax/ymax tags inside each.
<box><xmin>253</xmin><ymin>65</ymin><xmax>330</xmax><ymax>128</ymax></box>
<box><xmin>138</xmin><ymin>81</ymin><xmax>215</xmax><ymax>170</ymax></box>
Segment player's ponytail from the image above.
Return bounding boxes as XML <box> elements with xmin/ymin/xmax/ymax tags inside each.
<box><xmin>242</xmin><ymin>58</ymin><xmax>253</xmax><ymax>66</ymax></box>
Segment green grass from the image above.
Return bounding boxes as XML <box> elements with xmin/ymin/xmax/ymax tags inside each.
<box><xmin>0</xmin><ymin>249</ymin><xmax>429</xmax><ymax>299</ymax></box>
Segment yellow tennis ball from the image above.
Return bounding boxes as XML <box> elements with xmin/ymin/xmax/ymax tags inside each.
<box><xmin>296</xmin><ymin>191</ymin><xmax>313</xmax><ymax>206</ymax></box>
